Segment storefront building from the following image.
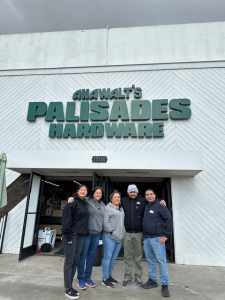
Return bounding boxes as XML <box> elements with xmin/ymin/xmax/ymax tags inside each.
<box><xmin>0</xmin><ymin>22</ymin><xmax>224</xmax><ymax>266</ymax></box>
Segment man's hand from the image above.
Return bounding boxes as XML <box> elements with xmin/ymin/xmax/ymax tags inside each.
<box><xmin>160</xmin><ymin>200</ymin><xmax>166</xmax><ymax>206</ymax></box>
<box><xmin>68</xmin><ymin>197</ymin><xmax>74</xmax><ymax>203</ymax></box>
<box><xmin>159</xmin><ymin>236</ymin><xmax>168</xmax><ymax>244</ymax></box>
<box><xmin>68</xmin><ymin>241</ymin><xmax>72</xmax><ymax>244</ymax></box>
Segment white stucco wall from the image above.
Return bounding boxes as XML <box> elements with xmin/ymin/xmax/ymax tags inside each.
<box><xmin>0</xmin><ymin>22</ymin><xmax>225</xmax><ymax>70</ymax></box>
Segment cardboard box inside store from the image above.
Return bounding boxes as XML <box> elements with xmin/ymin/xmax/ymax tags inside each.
<box><xmin>52</xmin><ymin>210</ymin><xmax>63</xmax><ymax>217</ymax></box>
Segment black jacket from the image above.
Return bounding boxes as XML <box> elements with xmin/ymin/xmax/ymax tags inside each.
<box><xmin>121</xmin><ymin>195</ymin><xmax>147</xmax><ymax>233</ymax></box>
<box><xmin>142</xmin><ymin>199</ymin><xmax>173</xmax><ymax>238</ymax></box>
<box><xmin>62</xmin><ymin>195</ymin><xmax>89</xmax><ymax>241</ymax></box>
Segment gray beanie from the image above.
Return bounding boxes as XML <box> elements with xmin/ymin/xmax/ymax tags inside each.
<box><xmin>127</xmin><ymin>184</ymin><xmax>138</xmax><ymax>194</ymax></box>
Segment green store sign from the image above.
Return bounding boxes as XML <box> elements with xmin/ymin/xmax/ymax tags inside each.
<box><xmin>27</xmin><ymin>86</ymin><xmax>191</xmax><ymax>139</ymax></box>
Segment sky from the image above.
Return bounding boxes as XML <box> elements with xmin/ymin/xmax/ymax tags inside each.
<box><xmin>0</xmin><ymin>0</ymin><xmax>225</xmax><ymax>35</ymax></box>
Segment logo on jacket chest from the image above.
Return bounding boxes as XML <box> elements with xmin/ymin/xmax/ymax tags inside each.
<box><xmin>149</xmin><ymin>210</ymin><xmax>154</xmax><ymax>214</ymax></box>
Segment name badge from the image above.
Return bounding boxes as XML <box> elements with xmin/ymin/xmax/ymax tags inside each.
<box><xmin>149</xmin><ymin>210</ymin><xmax>154</xmax><ymax>214</ymax></box>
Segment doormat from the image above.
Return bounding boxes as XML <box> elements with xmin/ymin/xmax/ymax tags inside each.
<box><xmin>54</xmin><ymin>248</ymin><xmax>64</xmax><ymax>255</ymax></box>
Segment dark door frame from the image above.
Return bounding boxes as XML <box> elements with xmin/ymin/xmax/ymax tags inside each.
<box><xmin>163</xmin><ymin>178</ymin><xmax>175</xmax><ymax>263</ymax></box>
<box><xmin>92</xmin><ymin>172</ymin><xmax>111</xmax><ymax>204</ymax></box>
<box><xmin>92</xmin><ymin>171</ymin><xmax>101</xmax><ymax>190</ymax></box>
<box><xmin>0</xmin><ymin>212</ymin><xmax>8</xmax><ymax>254</ymax></box>
<box><xmin>19</xmin><ymin>172</ymin><xmax>45</xmax><ymax>261</ymax></box>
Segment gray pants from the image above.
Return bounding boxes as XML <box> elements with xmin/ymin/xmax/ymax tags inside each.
<box><xmin>123</xmin><ymin>232</ymin><xmax>143</xmax><ymax>280</ymax></box>
<box><xmin>63</xmin><ymin>234</ymin><xmax>85</xmax><ymax>288</ymax></box>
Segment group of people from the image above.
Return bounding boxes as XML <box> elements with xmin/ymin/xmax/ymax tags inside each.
<box><xmin>62</xmin><ymin>183</ymin><xmax>173</xmax><ymax>299</ymax></box>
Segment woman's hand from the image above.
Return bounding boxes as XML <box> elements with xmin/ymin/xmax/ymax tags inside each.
<box><xmin>68</xmin><ymin>197</ymin><xmax>74</xmax><ymax>203</ymax></box>
<box><xmin>68</xmin><ymin>241</ymin><xmax>72</xmax><ymax>244</ymax></box>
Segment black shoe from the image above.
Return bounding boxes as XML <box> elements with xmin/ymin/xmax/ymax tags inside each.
<box><xmin>65</xmin><ymin>287</ymin><xmax>79</xmax><ymax>299</ymax></box>
<box><xmin>102</xmin><ymin>278</ymin><xmax>115</xmax><ymax>288</ymax></box>
<box><xmin>122</xmin><ymin>278</ymin><xmax>131</xmax><ymax>286</ymax></box>
<box><xmin>108</xmin><ymin>276</ymin><xmax>118</xmax><ymax>284</ymax></box>
<box><xmin>162</xmin><ymin>285</ymin><xmax>170</xmax><ymax>297</ymax></box>
<box><xmin>135</xmin><ymin>278</ymin><xmax>143</xmax><ymax>287</ymax></box>
<box><xmin>142</xmin><ymin>278</ymin><xmax>158</xmax><ymax>289</ymax></box>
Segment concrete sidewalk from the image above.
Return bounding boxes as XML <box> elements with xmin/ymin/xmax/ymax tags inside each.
<box><xmin>0</xmin><ymin>254</ymin><xmax>224</xmax><ymax>300</ymax></box>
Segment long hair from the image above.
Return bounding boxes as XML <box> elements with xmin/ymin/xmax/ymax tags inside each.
<box><xmin>88</xmin><ymin>186</ymin><xmax>105</xmax><ymax>201</ymax></box>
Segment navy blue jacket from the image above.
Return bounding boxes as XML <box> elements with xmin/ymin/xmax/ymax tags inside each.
<box><xmin>142</xmin><ymin>199</ymin><xmax>173</xmax><ymax>238</ymax></box>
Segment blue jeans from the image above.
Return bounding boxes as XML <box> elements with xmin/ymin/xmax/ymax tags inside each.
<box><xmin>77</xmin><ymin>233</ymin><xmax>100</xmax><ymax>282</ymax></box>
<box><xmin>143</xmin><ymin>237</ymin><xmax>169</xmax><ymax>285</ymax></box>
<box><xmin>102</xmin><ymin>231</ymin><xmax>122</xmax><ymax>280</ymax></box>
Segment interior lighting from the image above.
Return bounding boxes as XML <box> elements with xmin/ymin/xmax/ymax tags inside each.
<box><xmin>45</xmin><ymin>180</ymin><xmax>59</xmax><ymax>187</ymax></box>
<box><xmin>73</xmin><ymin>180</ymin><xmax>81</xmax><ymax>186</ymax></box>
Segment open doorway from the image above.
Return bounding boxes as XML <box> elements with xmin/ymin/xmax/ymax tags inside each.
<box><xmin>19</xmin><ymin>172</ymin><xmax>174</xmax><ymax>263</ymax></box>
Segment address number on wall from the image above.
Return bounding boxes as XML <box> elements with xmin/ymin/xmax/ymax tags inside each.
<box><xmin>92</xmin><ymin>156</ymin><xmax>107</xmax><ymax>163</ymax></box>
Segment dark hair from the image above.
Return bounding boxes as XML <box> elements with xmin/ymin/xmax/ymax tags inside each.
<box><xmin>110</xmin><ymin>190</ymin><xmax>121</xmax><ymax>200</ymax></box>
<box><xmin>88</xmin><ymin>186</ymin><xmax>105</xmax><ymax>201</ymax></box>
<box><xmin>77</xmin><ymin>184</ymin><xmax>88</xmax><ymax>192</ymax></box>
<box><xmin>145</xmin><ymin>188</ymin><xmax>155</xmax><ymax>194</ymax></box>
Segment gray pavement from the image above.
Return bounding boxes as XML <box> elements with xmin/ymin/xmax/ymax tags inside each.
<box><xmin>0</xmin><ymin>254</ymin><xmax>225</xmax><ymax>300</ymax></box>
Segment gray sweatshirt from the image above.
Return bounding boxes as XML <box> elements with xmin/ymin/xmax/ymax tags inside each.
<box><xmin>103</xmin><ymin>202</ymin><xmax>126</xmax><ymax>242</ymax></box>
<box><xmin>85</xmin><ymin>198</ymin><xmax>105</xmax><ymax>234</ymax></box>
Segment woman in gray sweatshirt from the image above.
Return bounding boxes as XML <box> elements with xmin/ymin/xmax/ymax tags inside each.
<box><xmin>102</xmin><ymin>191</ymin><xmax>126</xmax><ymax>288</ymax></box>
<box><xmin>68</xmin><ymin>186</ymin><xmax>105</xmax><ymax>290</ymax></box>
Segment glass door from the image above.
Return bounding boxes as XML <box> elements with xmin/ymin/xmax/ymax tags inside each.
<box><xmin>19</xmin><ymin>172</ymin><xmax>45</xmax><ymax>261</ymax></box>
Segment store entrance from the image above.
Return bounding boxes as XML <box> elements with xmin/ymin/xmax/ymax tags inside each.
<box><xmin>19</xmin><ymin>172</ymin><xmax>174</xmax><ymax>263</ymax></box>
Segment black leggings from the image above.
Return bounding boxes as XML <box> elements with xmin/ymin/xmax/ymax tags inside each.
<box><xmin>63</xmin><ymin>234</ymin><xmax>85</xmax><ymax>288</ymax></box>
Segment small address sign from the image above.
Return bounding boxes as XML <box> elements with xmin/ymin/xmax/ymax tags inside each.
<box><xmin>92</xmin><ymin>156</ymin><xmax>107</xmax><ymax>163</ymax></box>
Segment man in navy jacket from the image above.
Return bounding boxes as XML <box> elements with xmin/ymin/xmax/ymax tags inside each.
<box><xmin>121</xmin><ymin>184</ymin><xmax>166</xmax><ymax>287</ymax></box>
<box><xmin>142</xmin><ymin>189</ymin><xmax>173</xmax><ymax>298</ymax></box>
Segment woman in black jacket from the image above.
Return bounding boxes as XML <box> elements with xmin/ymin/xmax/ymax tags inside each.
<box><xmin>62</xmin><ymin>185</ymin><xmax>89</xmax><ymax>299</ymax></box>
